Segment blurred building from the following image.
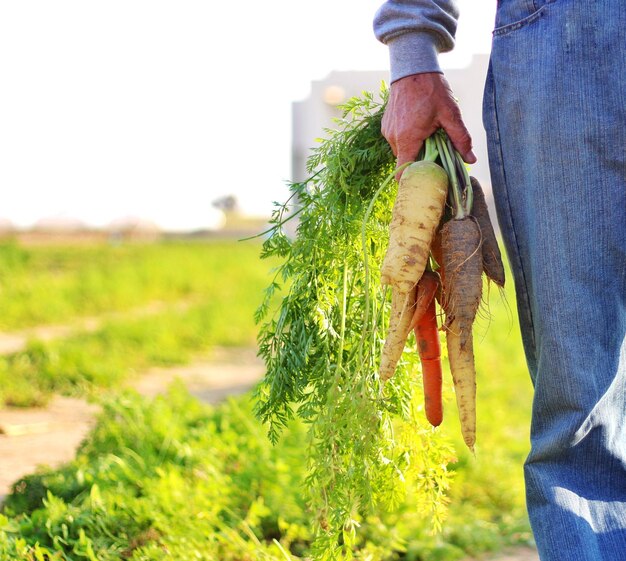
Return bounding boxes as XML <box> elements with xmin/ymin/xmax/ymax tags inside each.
<box><xmin>292</xmin><ymin>70</ymin><xmax>388</xmax><ymax>184</ymax></box>
<box><xmin>106</xmin><ymin>216</ymin><xmax>161</xmax><ymax>242</ymax></box>
<box><xmin>291</xmin><ymin>55</ymin><xmax>497</xmax><ymax>225</ymax></box>
<box><xmin>17</xmin><ymin>216</ymin><xmax>105</xmax><ymax>245</ymax></box>
<box><xmin>33</xmin><ymin>216</ymin><xmax>88</xmax><ymax>233</ymax></box>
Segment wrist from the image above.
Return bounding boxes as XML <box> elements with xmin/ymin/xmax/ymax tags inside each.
<box><xmin>388</xmin><ymin>32</ymin><xmax>443</xmax><ymax>83</ymax></box>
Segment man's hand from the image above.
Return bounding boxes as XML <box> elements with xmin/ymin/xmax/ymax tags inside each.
<box><xmin>382</xmin><ymin>73</ymin><xmax>476</xmax><ymax>178</ymax></box>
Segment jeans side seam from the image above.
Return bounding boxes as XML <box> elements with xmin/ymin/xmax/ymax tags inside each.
<box><xmin>486</xmin><ymin>66</ymin><xmax>538</xmax><ymax>362</ymax></box>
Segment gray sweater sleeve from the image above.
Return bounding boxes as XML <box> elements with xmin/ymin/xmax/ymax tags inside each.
<box><xmin>373</xmin><ymin>0</ymin><xmax>459</xmax><ymax>82</ymax></box>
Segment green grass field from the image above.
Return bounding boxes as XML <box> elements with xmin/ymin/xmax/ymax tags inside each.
<box><xmin>0</xmin><ymin>240</ymin><xmax>273</xmax><ymax>407</ymax></box>
<box><xmin>0</xmin><ymin>240</ymin><xmax>269</xmax><ymax>330</ymax></box>
<box><xmin>0</xmin><ymin>239</ymin><xmax>535</xmax><ymax>560</ymax></box>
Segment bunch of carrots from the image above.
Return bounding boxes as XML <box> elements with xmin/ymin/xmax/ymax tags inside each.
<box><xmin>379</xmin><ymin>130</ymin><xmax>505</xmax><ymax>451</ymax></box>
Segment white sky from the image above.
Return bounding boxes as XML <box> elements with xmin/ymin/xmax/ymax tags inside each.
<box><xmin>0</xmin><ymin>1</ymin><xmax>496</xmax><ymax>231</ymax></box>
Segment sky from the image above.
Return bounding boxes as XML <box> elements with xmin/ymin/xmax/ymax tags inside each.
<box><xmin>0</xmin><ymin>1</ymin><xmax>496</xmax><ymax>231</ymax></box>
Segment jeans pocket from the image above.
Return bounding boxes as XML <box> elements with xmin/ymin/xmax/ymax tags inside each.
<box><xmin>493</xmin><ymin>0</ymin><xmax>556</xmax><ymax>36</ymax></box>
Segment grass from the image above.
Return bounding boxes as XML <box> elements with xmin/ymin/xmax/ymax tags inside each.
<box><xmin>0</xmin><ymin>240</ymin><xmax>535</xmax><ymax>559</ymax></box>
<box><xmin>0</xmin><ymin>348</ymin><xmax>533</xmax><ymax>561</ymax></box>
<box><xmin>1</xmin><ymin>380</ymin><xmax>533</xmax><ymax>561</ymax></box>
<box><xmin>0</xmin><ymin>301</ymin><xmax>253</xmax><ymax>407</ymax></box>
<box><xmin>0</xmin><ymin>240</ymin><xmax>269</xmax><ymax>330</ymax></box>
<box><xmin>0</xmin><ymin>239</ymin><xmax>275</xmax><ymax>408</ymax></box>
<box><xmin>1</xmin><ymin>387</ymin><xmax>311</xmax><ymax>561</ymax></box>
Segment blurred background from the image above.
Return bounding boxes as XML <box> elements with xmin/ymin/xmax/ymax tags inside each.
<box><xmin>0</xmin><ymin>0</ymin><xmax>496</xmax><ymax>237</ymax></box>
<box><xmin>0</xmin><ymin>2</ymin><xmax>538</xmax><ymax>560</ymax></box>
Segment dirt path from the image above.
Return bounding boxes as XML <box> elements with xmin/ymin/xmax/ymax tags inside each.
<box><xmin>0</xmin><ymin>347</ymin><xmax>264</xmax><ymax>500</ymax></box>
<box><xmin>131</xmin><ymin>347</ymin><xmax>264</xmax><ymax>403</ymax></box>
<box><xmin>504</xmin><ymin>548</ymin><xmax>539</xmax><ymax>561</ymax></box>
<box><xmin>0</xmin><ymin>397</ymin><xmax>98</xmax><ymax>501</ymax></box>
<box><xmin>467</xmin><ymin>547</ymin><xmax>539</xmax><ymax>561</ymax></box>
<box><xmin>0</xmin><ymin>299</ymin><xmax>195</xmax><ymax>356</ymax></box>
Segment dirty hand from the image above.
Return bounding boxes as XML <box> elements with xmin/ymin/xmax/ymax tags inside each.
<box><xmin>382</xmin><ymin>72</ymin><xmax>477</xmax><ymax>179</ymax></box>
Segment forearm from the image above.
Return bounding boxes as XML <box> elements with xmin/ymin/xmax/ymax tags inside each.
<box><xmin>373</xmin><ymin>0</ymin><xmax>459</xmax><ymax>81</ymax></box>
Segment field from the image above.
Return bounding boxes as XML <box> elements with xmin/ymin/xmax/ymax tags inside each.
<box><xmin>0</xmin><ymin>239</ymin><xmax>535</xmax><ymax>560</ymax></box>
<box><xmin>0</xmin><ymin>240</ymin><xmax>269</xmax><ymax>407</ymax></box>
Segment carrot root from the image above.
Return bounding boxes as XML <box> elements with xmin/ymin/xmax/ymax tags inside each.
<box><xmin>379</xmin><ymin>286</ymin><xmax>417</xmax><ymax>381</ymax></box>
<box><xmin>408</xmin><ymin>271</ymin><xmax>440</xmax><ymax>331</ymax></box>
<box><xmin>415</xmin><ymin>295</ymin><xmax>443</xmax><ymax>427</ymax></box>
<box><xmin>446</xmin><ymin>320</ymin><xmax>476</xmax><ymax>451</ymax></box>
<box><xmin>470</xmin><ymin>177</ymin><xmax>505</xmax><ymax>288</ymax></box>
<box><xmin>381</xmin><ymin>161</ymin><xmax>448</xmax><ymax>293</ymax></box>
<box><xmin>441</xmin><ymin>217</ymin><xmax>482</xmax><ymax>349</ymax></box>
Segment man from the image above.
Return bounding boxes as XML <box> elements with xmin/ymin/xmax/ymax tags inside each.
<box><xmin>374</xmin><ymin>1</ymin><xmax>626</xmax><ymax>560</ymax></box>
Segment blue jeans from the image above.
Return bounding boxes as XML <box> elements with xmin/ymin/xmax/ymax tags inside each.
<box><xmin>482</xmin><ymin>1</ymin><xmax>626</xmax><ymax>559</ymax></box>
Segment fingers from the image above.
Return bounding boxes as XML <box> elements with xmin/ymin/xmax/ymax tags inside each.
<box><xmin>381</xmin><ymin>72</ymin><xmax>477</xmax><ymax>182</ymax></box>
<box><xmin>394</xmin><ymin>112</ymin><xmax>476</xmax><ymax>172</ymax></box>
<box><xmin>435</xmin><ymin>76</ymin><xmax>477</xmax><ymax>164</ymax></box>
<box><xmin>395</xmin><ymin>145</ymin><xmax>422</xmax><ymax>181</ymax></box>
<box><xmin>382</xmin><ymin>76</ymin><xmax>431</xmax><ymax>180</ymax></box>
<box><xmin>383</xmin><ymin>113</ymin><xmax>426</xmax><ymax>180</ymax></box>
<box><xmin>439</xmin><ymin>106</ymin><xmax>477</xmax><ymax>164</ymax></box>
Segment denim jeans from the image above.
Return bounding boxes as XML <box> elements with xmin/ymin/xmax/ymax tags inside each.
<box><xmin>482</xmin><ymin>0</ymin><xmax>626</xmax><ymax>559</ymax></box>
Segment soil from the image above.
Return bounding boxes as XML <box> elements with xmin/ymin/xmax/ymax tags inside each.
<box><xmin>470</xmin><ymin>547</ymin><xmax>539</xmax><ymax>561</ymax></box>
<box><xmin>131</xmin><ymin>346</ymin><xmax>264</xmax><ymax>403</ymax></box>
<box><xmin>0</xmin><ymin>397</ymin><xmax>98</xmax><ymax>501</ymax></box>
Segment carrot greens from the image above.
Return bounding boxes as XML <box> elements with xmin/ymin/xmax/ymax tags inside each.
<box><xmin>254</xmin><ymin>90</ymin><xmax>454</xmax><ymax>559</ymax></box>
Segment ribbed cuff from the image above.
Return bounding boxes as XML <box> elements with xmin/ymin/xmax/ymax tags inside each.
<box><xmin>388</xmin><ymin>32</ymin><xmax>442</xmax><ymax>83</ymax></box>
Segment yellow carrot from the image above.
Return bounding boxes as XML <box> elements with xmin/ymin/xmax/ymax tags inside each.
<box><xmin>381</xmin><ymin>161</ymin><xmax>448</xmax><ymax>293</ymax></box>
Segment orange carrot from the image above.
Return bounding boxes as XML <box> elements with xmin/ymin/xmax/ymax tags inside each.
<box><xmin>415</xmin><ymin>294</ymin><xmax>443</xmax><ymax>427</ymax></box>
<box><xmin>408</xmin><ymin>271</ymin><xmax>440</xmax><ymax>331</ymax></box>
